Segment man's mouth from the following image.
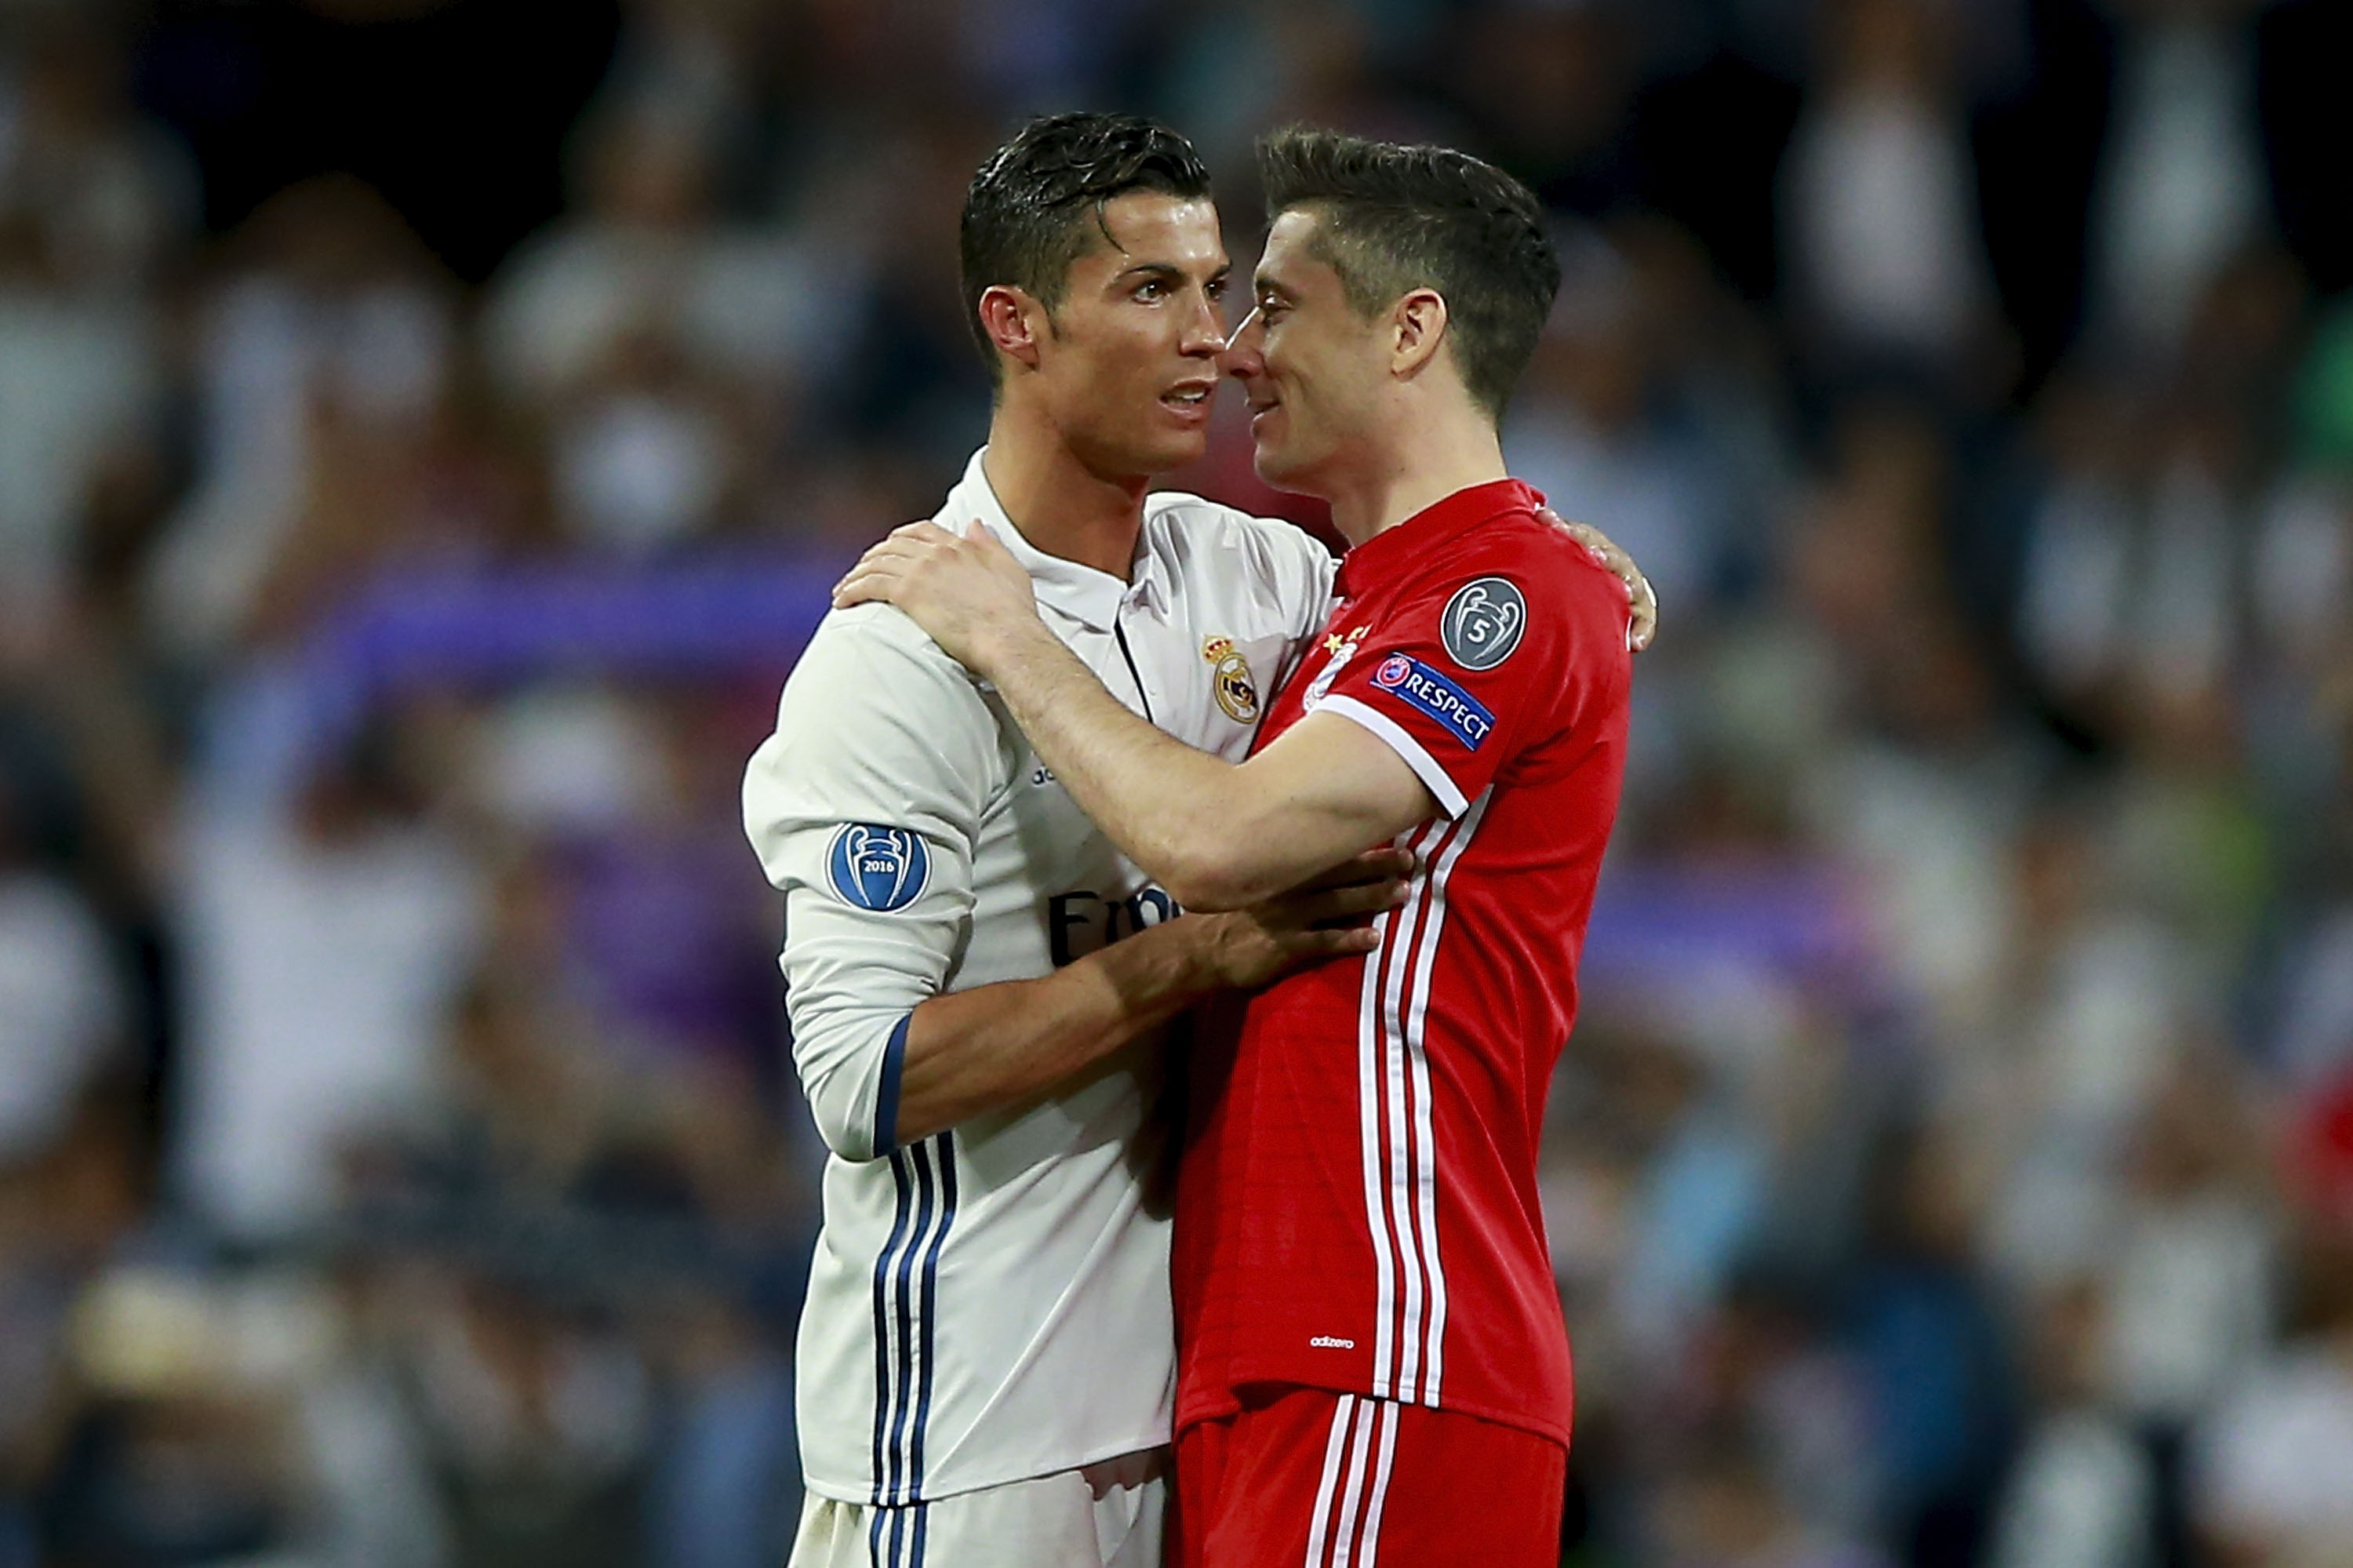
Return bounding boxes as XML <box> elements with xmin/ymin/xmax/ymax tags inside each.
<box><xmin>1162</xmin><ymin>380</ymin><xmax>1216</xmax><ymax>411</ymax></box>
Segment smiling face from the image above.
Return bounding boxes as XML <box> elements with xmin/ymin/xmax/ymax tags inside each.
<box><xmin>1222</xmin><ymin>207</ymin><xmax>1395</xmax><ymax>496</ymax></box>
<box><xmin>1015</xmin><ymin>191</ymin><xmax>1232</xmax><ymax>479</ymax></box>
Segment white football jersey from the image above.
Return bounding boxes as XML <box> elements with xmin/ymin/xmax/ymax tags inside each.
<box><xmin>743</xmin><ymin>449</ymin><xmax>1336</xmax><ymax>1505</ymax></box>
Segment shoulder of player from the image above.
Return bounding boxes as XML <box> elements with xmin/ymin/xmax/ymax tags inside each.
<box><xmin>1427</xmin><ymin>511</ymin><xmax>1620</xmax><ymax>599</ymax></box>
<box><xmin>791</xmin><ymin>602</ymin><xmax>991</xmax><ymax>708</ymax></box>
<box><xmin>763</xmin><ymin>604</ymin><xmax>1005</xmax><ymax>795</ymax></box>
<box><xmin>1402</xmin><ymin>511</ymin><xmax>1631</xmax><ymax>653</ymax></box>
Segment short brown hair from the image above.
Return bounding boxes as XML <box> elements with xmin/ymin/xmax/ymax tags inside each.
<box><xmin>1257</xmin><ymin>126</ymin><xmax>1559</xmax><ymax>419</ymax></box>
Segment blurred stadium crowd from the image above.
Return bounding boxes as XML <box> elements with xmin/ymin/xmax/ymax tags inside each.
<box><xmin>2</xmin><ymin>0</ymin><xmax>2351</xmax><ymax>1564</ymax></box>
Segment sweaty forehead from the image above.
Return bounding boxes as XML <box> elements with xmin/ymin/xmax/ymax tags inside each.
<box><xmin>1254</xmin><ymin>209</ymin><xmax>1337</xmax><ymax>292</ymax></box>
<box><xmin>1081</xmin><ymin>191</ymin><xmax>1227</xmax><ymax>274</ymax></box>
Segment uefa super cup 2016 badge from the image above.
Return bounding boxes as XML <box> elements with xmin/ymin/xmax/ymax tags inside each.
<box><xmin>1441</xmin><ymin>577</ymin><xmax>1527</xmax><ymax>671</ymax></box>
<box><xmin>1201</xmin><ymin>636</ymin><xmax>1260</xmax><ymax>723</ymax></box>
<box><xmin>826</xmin><ymin>824</ymin><xmax>930</xmax><ymax>912</ymax></box>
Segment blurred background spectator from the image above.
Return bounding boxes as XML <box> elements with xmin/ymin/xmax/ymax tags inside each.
<box><xmin>2</xmin><ymin>0</ymin><xmax>2351</xmax><ymax>1563</ymax></box>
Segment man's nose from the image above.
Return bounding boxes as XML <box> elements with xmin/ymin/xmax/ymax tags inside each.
<box><xmin>1180</xmin><ymin>293</ymin><xmax>1227</xmax><ymax>355</ymax></box>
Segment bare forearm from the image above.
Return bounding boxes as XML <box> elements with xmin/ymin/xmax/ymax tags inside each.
<box><xmin>982</xmin><ymin>625</ymin><xmax>1433</xmax><ymax>908</ymax></box>
<box><xmin>892</xmin><ymin>914</ymin><xmax>1224</xmax><ymax>1145</ymax></box>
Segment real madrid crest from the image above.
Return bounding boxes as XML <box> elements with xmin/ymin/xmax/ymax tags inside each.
<box><xmin>1201</xmin><ymin>635</ymin><xmax>1260</xmax><ymax>723</ymax></box>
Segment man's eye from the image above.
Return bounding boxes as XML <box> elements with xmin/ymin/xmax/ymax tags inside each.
<box><xmin>1135</xmin><ymin>280</ymin><xmax>1166</xmax><ymax>302</ymax></box>
<box><xmin>1206</xmin><ymin>277</ymin><xmax>1229</xmax><ymax>300</ymax></box>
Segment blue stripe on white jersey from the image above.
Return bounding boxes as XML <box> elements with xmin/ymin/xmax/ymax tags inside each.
<box><xmin>883</xmin><ymin>1147</ymin><xmax>931</xmax><ymax>1501</ymax></box>
<box><xmin>867</xmin><ymin>1501</ymin><xmax>929</xmax><ymax>1567</ymax></box>
<box><xmin>867</xmin><ymin>1147</ymin><xmax>918</xmax><ymax>1501</ymax></box>
<box><xmin>868</xmin><ymin>1131</ymin><xmax>958</xmax><ymax>1520</ymax></box>
<box><xmin>911</xmin><ymin>1135</ymin><xmax>957</xmax><ymax>1492</ymax></box>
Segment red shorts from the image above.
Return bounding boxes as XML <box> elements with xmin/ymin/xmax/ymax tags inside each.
<box><xmin>1170</xmin><ymin>1386</ymin><xmax>1566</xmax><ymax>1567</ymax></box>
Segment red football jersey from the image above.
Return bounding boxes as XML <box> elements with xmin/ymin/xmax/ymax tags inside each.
<box><xmin>1173</xmin><ymin>478</ymin><xmax>1631</xmax><ymax>1450</ymax></box>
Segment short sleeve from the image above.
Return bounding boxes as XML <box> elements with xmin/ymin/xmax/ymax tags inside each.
<box><xmin>742</xmin><ymin>606</ymin><xmax>1000</xmax><ymax>1160</ymax></box>
<box><xmin>1316</xmin><ymin>559</ymin><xmax>1624</xmax><ymax>817</ymax></box>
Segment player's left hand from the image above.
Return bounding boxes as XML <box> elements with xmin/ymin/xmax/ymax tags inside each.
<box><xmin>1536</xmin><ymin>508</ymin><xmax>1657</xmax><ymax>652</ymax></box>
<box><xmin>1197</xmin><ymin>846</ymin><xmax>1417</xmax><ymax>990</ymax></box>
<box><xmin>833</xmin><ymin>518</ymin><xmax>1041</xmax><ymax>673</ymax></box>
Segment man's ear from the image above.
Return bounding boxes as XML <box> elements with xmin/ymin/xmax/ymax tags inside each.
<box><xmin>1391</xmin><ymin>288</ymin><xmax>1449</xmax><ymax>379</ymax></box>
<box><xmin>980</xmin><ymin>285</ymin><xmax>1051</xmax><ymax>372</ymax></box>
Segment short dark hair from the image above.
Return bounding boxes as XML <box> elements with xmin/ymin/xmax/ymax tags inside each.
<box><xmin>1256</xmin><ymin>126</ymin><xmax>1560</xmax><ymax>419</ymax></box>
<box><xmin>959</xmin><ymin>112</ymin><xmax>1213</xmax><ymax>376</ymax></box>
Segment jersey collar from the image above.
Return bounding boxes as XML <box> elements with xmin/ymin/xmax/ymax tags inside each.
<box><xmin>1334</xmin><ymin>478</ymin><xmax>1541</xmax><ymax>599</ymax></box>
<box><xmin>947</xmin><ymin>448</ymin><xmax>1171</xmax><ymax>633</ymax></box>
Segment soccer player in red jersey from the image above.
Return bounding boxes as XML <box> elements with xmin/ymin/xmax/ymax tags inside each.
<box><xmin>838</xmin><ymin>127</ymin><xmax>1630</xmax><ymax>1564</ymax></box>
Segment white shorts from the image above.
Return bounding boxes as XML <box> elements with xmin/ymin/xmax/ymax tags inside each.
<box><xmin>790</xmin><ymin>1449</ymin><xmax>1166</xmax><ymax>1568</ymax></box>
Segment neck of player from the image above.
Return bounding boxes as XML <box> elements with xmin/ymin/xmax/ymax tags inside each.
<box><xmin>1322</xmin><ymin>395</ymin><xmax>1508</xmax><ymax>549</ymax></box>
<box><xmin>980</xmin><ymin>401</ymin><xmax>1150</xmax><ymax>581</ymax></box>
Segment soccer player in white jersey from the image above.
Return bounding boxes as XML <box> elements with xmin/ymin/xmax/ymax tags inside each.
<box><xmin>745</xmin><ymin>113</ymin><xmax>1650</xmax><ymax>1568</ymax></box>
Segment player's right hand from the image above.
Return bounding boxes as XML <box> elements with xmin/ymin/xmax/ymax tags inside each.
<box><xmin>1198</xmin><ymin>847</ymin><xmax>1414</xmax><ymax>989</ymax></box>
<box><xmin>832</xmin><ymin>517</ymin><xmax>1042</xmax><ymax>675</ymax></box>
<box><xmin>1535</xmin><ymin>508</ymin><xmax>1658</xmax><ymax>652</ymax></box>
